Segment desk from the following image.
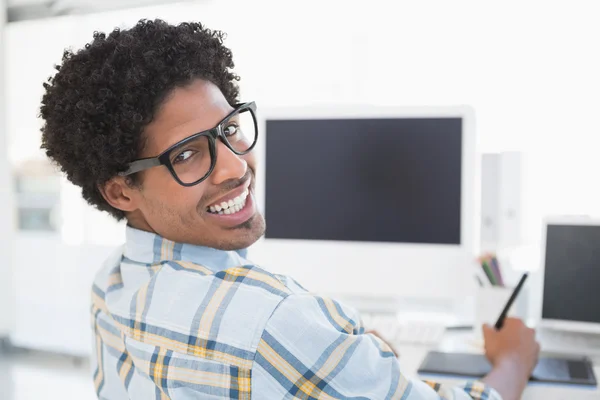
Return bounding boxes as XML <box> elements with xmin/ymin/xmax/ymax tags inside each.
<box><xmin>395</xmin><ymin>331</ymin><xmax>600</xmax><ymax>400</ymax></box>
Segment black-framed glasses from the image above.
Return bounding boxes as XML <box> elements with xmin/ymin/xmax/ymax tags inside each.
<box><xmin>120</xmin><ymin>102</ymin><xmax>258</xmax><ymax>187</ymax></box>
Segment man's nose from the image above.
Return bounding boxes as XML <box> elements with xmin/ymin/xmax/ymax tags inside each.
<box><xmin>209</xmin><ymin>139</ymin><xmax>247</xmax><ymax>184</ymax></box>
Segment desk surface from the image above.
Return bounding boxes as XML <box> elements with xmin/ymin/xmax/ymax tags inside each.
<box><xmin>396</xmin><ymin>331</ymin><xmax>600</xmax><ymax>400</ymax></box>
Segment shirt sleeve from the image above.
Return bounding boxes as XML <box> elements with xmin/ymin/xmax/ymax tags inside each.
<box><xmin>251</xmin><ymin>293</ymin><xmax>502</xmax><ymax>400</ymax></box>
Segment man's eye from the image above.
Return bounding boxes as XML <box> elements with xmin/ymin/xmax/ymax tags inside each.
<box><xmin>173</xmin><ymin>150</ymin><xmax>194</xmax><ymax>164</ymax></box>
<box><xmin>224</xmin><ymin>124</ymin><xmax>239</xmax><ymax>137</ymax></box>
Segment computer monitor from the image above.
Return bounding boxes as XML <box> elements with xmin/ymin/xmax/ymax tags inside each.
<box><xmin>540</xmin><ymin>218</ymin><xmax>600</xmax><ymax>333</ymax></box>
<box><xmin>249</xmin><ymin>106</ymin><xmax>477</xmax><ymax>299</ymax></box>
<box><xmin>264</xmin><ymin>117</ymin><xmax>462</xmax><ymax>244</ymax></box>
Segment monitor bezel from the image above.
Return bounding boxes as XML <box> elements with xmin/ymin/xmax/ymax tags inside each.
<box><xmin>248</xmin><ymin>105</ymin><xmax>478</xmax><ymax>300</ymax></box>
<box><xmin>539</xmin><ymin>217</ymin><xmax>600</xmax><ymax>333</ymax></box>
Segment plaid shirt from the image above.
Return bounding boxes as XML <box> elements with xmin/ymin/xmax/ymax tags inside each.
<box><xmin>91</xmin><ymin>227</ymin><xmax>501</xmax><ymax>399</ymax></box>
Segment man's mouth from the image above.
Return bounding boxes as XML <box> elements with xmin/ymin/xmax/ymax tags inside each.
<box><xmin>206</xmin><ymin>188</ymin><xmax>250</xmax><ymax>215</ymax></box>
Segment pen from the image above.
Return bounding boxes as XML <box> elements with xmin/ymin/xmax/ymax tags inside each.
<box><xmin>481</xmin><ymin>260</ymin><xmax>497</xmax><ymax>286</ymax></box>
<box><xmin>490</xmin><ymin>255</ymin><xmax>505</xmax><ymax>287</ymax></box>
<box><xmin>494</xmin><ymin>273</ymin><xmax>529</xmax><ymax>330</ymax></box>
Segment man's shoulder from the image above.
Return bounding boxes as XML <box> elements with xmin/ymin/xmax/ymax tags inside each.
<box><xmin>92</xmin><ymin>251</ymin><xmax>314</xmax><ymax>360</ymax></box>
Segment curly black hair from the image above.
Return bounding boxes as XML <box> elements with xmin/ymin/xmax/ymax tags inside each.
<box><xmin>40</xmin><ymin>19</ymin><xmax>240</xmax><ymax>220</ymax></box>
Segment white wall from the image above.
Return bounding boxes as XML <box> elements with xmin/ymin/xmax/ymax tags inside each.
<box><xmin>5</xmin><ymin>0</ymin><xmax>600</xmax><ymax>351</ymax></box>
<box><xmin>0</xmin><ymin>0</ymin><xmax>15</xmax><ymax>338</ymax></box>
<box><xmin>11</xmin><ymin>235</ymin><xmax>115</xmax><ymax>355</ymax></box>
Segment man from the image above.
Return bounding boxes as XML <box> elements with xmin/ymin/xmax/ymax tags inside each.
<box><xmin>40</xmin><ymin>19</ymin><xmax>539</xmax><ymax>399</ymax></box>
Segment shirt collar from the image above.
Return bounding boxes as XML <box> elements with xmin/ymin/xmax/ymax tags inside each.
<box><xmin>123</xmin><ymin>225</ymin><xmax>249</xmax><ymax>272</ymax></box>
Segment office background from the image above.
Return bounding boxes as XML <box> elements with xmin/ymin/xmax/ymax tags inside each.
<box><xmin>1</xmin><ymin>0</ymin><xmax>600</xmax><ymax>399</ymax></box>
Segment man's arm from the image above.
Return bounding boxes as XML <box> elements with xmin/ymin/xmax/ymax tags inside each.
<box><xmin>481</xmin><ymin>318</ymin><xmax>541</xmax><ymax>400</ymax></box>
<box><xmin>372</xmin><ymin>318</ymin><xmax>540</xmax><ymax>400</ymax></box>
<box><xmin>252</xmin><ymin>293</ymin><xmax>504</xmax><ymax>400</ymax></box>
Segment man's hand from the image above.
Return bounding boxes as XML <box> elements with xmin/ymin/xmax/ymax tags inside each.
<box><xmin>481</xmin><ymin>317</ymin><xmax>540</xmax><ymax>400</ymax></box>
<box><xmin>483</xmin><ymin>317</ymin><xmax>540</xmax><ymax>374</ymax></box>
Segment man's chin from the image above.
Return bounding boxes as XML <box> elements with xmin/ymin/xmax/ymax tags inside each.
<box><xmin>213</xmin><ymin>213</ymin><xmax>266</xmax><ymax>251</ymax></box>
<box><xmin>228</xmin><ymin>214</ymin><xmax>257</xmax><ymax>230</ymax></box>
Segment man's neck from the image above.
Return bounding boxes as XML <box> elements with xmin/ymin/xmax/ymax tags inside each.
<box><xmin>125</xmin><ymin>212</ymin><xmax>156</xmax><ymax>235</ymax></box>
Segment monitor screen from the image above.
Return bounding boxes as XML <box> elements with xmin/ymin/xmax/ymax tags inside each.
<box><xmin>542</xmin><ymin>224</ymin><xmax>600</xmax><ymax>324</ymax></box>
<box><xmin>264</xmin><ymin>117</ymin><xmax>462</xmax><ymax>244</ymax></box>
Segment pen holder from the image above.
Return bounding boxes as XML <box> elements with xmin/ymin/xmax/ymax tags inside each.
<box><xmin>474</xmin><ymin>285</ymin><xmax>529</xmax><ymax>340</ymax></box>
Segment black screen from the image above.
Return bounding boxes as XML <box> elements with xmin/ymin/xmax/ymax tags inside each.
<box><xmin>542</xmin><ymin>224</ymin><xmax>600</xmax><ymax>323</ymax></box>
<box><xmin>264</xmin><ymin>118</ymin><xmax>462</xmax><ymax>244</ymax></box>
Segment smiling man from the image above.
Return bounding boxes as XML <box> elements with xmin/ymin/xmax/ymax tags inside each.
<box><xmin>40</xmin><ymin>19</ymin><xmax>538</xmax><ymax>400</ymax></box>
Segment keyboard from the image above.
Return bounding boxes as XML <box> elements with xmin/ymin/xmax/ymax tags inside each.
<box><xmin>537</xmin><ymin>329</ymin><xmax>600</xmax><ymax>356</ymax></box>
<box><xmin>362</xmin><ymin>314</ymin><xmax>446</xmax><ymax>346</ymax></box>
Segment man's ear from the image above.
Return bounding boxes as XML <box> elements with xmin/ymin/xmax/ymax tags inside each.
<box><xmin>98</xmin><ymin>177</ymin><xmax>139</xmax><ymax>213</ymax></box>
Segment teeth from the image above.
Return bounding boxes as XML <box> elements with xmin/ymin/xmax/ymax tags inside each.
<box><xmin>223</xmin><ymin>199</ymin><xmax>246</xmax><ymax>215</ymax></box>
<box><xmin>208</xmin><ymin>189</ymin><xmax>250</xmax><ymax>214</ymax></box>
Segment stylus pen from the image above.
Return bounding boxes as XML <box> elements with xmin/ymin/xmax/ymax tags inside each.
<box><xmin>494</xmin><ymin>273</ymin><xmax>529</xmax><ymax>330</ymax></box>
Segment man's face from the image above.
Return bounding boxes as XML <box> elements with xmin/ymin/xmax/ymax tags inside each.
<box><xmin>126</xmin><ymin>79</ymin><xmax>265</xmax><ymax>250</ymax></box>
